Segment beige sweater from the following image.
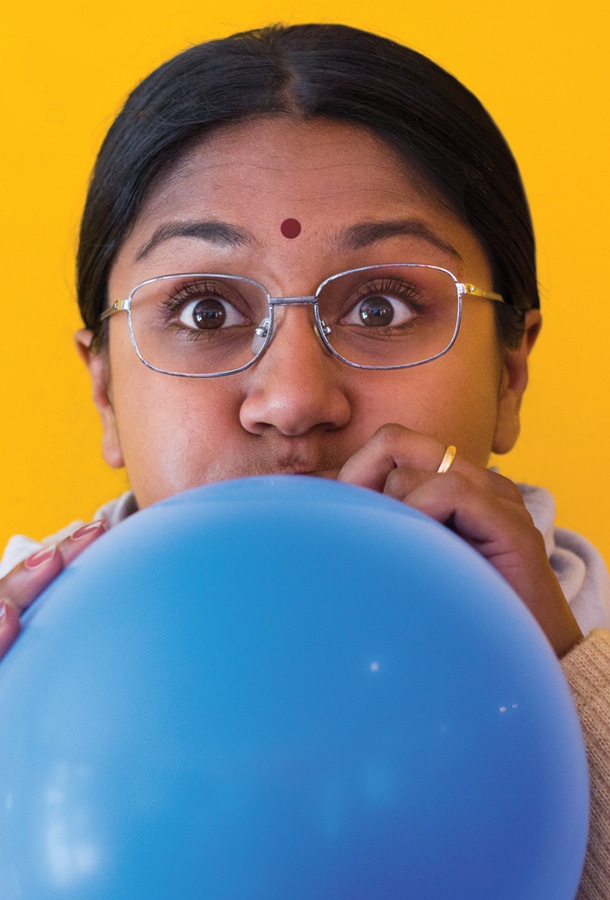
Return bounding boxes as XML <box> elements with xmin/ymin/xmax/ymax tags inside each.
<box><xmin>563</xmin><ymin>630</ymin><xmax>610</xmax><ymax>898</ymax></box>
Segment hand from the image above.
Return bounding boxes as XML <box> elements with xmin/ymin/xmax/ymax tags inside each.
<box><xmin>338</xmin><ymin>424</ymin><xmax>583</xmax><ymax>657</ymax></box>
<box><xmin>0</xmin><ymin>520</ymin><xmax>107</xmax><ymax>659</ymax></box>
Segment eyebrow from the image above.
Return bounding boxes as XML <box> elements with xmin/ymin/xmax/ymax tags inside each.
<box><xmin>136</xmin><ymin>220</ymin><xmax>254</xmax><ymax>260</ymax></box>
<box><xmin>135</xmin><ymin>216</ymin><xmax>461</xmax><ymax>261</ymax></box>
<box><xmin>336</xmin><ymin>219</ymin><xmax>462</xmax><ymax>258</ymax></box>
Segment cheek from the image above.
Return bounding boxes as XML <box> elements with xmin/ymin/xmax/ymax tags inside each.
<box><xmin>108</xmin><ymin>343</ymin><xmax>244</xmax><ymax>505</ymax></box>
<box><xmin>367</xmin><ymin>329</ymin><xmax>503</xmax><ymax>464</ymax></box>
<box><xmin>429</xmin><ymin>333</ymin><xmax>503</xmax><ymax>462</ymax></box>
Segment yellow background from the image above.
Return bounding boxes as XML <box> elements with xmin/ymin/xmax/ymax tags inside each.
<box><xmin>2</xmin><ymin>1</ymin><xmax>608</xmax><ymax>561</ymax></box>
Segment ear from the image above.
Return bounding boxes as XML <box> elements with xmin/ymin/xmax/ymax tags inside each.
<box><xmin>492</xmin><ymin>309</ymin><xmax>542</xmax><ymax>455</ymax></box>
<box><xmin>75</xmin><ymin>329</ymin><xmax>125</xmax><ymax>469</ymax></box>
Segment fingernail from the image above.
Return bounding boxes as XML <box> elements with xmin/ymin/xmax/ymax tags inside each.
<box><xmin>25</xmin><ymin>546</ymin><xmax>56</xmax><ymax>569</ymax></box>
<box><xmin>71</xmin><ymin>519</ymin><xmax>107</xmax><ymax>541</ymax></box>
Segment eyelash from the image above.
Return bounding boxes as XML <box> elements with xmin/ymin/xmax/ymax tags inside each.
<box><xmin>353</xmin><ymin>277</ymin><xmax>425</xmax><ymax>310</ymax></box>
<box><xmin>159</xmin><ymin>280</ymin><xmax>234</xmax><ymax>313</ymax></box>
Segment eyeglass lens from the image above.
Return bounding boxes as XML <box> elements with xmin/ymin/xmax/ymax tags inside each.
<box><xmin>127</xmin><ymin>265</ymin><xmax>460</xmax><ymax>375</ymax></box>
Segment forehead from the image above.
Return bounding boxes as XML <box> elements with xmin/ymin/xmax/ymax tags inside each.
<box><xmin>140</xmin><ymin>118</ymin><xmax>443</xmax><ymax>228</ymax></box>
<box><xmin>112</xmin><ymin>117</ymin><xmax>492</xmax><ymax>286</ymax></box>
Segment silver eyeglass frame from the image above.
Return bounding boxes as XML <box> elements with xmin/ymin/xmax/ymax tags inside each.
<box><xmin>99</xmin><ymin>263</ymin><xmax>506</xmax><ymax>378</ymax></box>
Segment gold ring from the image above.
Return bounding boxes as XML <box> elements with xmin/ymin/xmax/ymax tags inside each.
<box><xmin>437</xmin><ymin>445</ymin><xmax>457</xmax><ymax>474</ymax></box>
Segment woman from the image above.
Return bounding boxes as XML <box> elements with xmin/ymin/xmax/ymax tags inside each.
<box><xmin>1</xmin><ymin>24</ymin><xmax>609</xmax><ymax>893</ymax></box>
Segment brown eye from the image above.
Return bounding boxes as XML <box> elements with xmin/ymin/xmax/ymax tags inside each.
<box><xmin>192</xmin><ymin>299</ymin><xmax>226</xmax><ymax>330</ymax></box>
<box><xmin>178</xmin><ymin>296</ymin><xmax>247</xmax><ymax>330</ymax></box>
<box><xmin>341</xmin><ymin>292</ymin><xmax>415</xmax><ymax>329</ymax></box>
<box><xmin>358</xmin><ymin>296</ymin><xmax>395</xmax><ymax>327</ymax></box>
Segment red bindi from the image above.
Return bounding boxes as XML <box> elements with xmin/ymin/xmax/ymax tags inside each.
<box><xmin>280</xmin><ymin>218</ymin><xmax>302</xmax><ymax>239</ymax></box>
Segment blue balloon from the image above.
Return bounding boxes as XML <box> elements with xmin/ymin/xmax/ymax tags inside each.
<box><xmin>0</xmin><ymin>476</ymin><xmax>588</xmax><ymax>898</ymax></box>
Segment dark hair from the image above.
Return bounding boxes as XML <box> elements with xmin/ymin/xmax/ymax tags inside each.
<box><xmin>78</xmin><ymin>23</ymin><xmax>538</xmax><ymax>349</ymax></box>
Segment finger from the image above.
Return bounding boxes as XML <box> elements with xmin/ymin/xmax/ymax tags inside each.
<box><xmin>0</xmin><ymin>519</ymin><xmax>107</xmax><ymax>615</ymax></box>
<box><xmin>56</xmin><ymin>519</ymin><xmax>107</xmax><ymax>568</ymax></box>
<box><xmin>3</xmin><ymin>546</ymin><xmax>64</xmax><ymax>614</ymax></box>
<box><xmin>383</xmin><ymin>465</ymin><xmax>435</xmax><ymax>501</ymax></box>
<box><xmin>338</xmin><ymin>423</ymin><xmax>519</xmax><ymax>502</ymax></box>
<box><xmin>338</xmin><ymin>424</ymin><xmax>450</xmax><ymax>491</ymax></box>
<box><xmin>404</xmin><ymin>470</ymin><xmax>530</xmax><ymax>553</ymax></box>
<box><xmin>0</xmin><ymin>601</ymin><xmax>21</xmax><ymax>657</ymax></box>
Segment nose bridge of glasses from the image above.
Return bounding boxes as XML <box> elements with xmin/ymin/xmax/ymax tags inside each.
<box><xmin>253</xmin><ymin>296</ymin><xmax>329</xmax><ymax>353</ymax></box>
<box><xmin>268</xmin><ymin>295</ymin><xmax>318</xmax><ymax>308</ymax></box>
<box><xmin>267</xmin><ymin>296</ymin><xmax>328</xmax><ymax>338</ymax></box>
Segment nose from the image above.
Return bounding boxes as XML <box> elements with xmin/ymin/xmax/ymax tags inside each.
<box><xmin>239</xmin><ymin>305</ymin><xmax>351</xmax><ymax>436</ymax></box>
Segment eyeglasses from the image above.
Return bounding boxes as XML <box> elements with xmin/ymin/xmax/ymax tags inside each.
<box><xmin>100</xmin><ymin>264</ymin><xmax>505</xmax><ymax>377</ymax></box>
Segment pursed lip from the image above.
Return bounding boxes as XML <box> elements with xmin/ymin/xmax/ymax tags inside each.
<box><xmin>249</xmin><ymin>445</ymin><xmax>343</xmax><ymax>480</ymax></box>
<box><xmin>272</xmin><ymin>465</ymin><xmax>339</xmax><ymax>479</ymax></box>
<box><xmin>200</xmin><ymin>455</ymin><xmax>343</xmax><ymax>486</ymax></box>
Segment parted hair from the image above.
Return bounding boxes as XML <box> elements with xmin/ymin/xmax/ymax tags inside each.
<box><xmin>78</xmin><ymin>23</ymin><xmax>537</xmax><ymax>348</ymax></box>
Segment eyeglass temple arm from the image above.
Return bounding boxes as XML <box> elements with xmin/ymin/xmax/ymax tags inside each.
<box><xmin>460</xmin><ymin>283</ymin><xmax>506</xmax><ymax>304</ymax></box>
<box><xmin>100</xmin><ymin>300</ymin><xmax>129</xmax><ymax>322</ymax></box>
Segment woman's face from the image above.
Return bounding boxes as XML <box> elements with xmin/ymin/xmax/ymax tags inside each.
<box><xmin>78</xmin><ymin>117</ymin><xmax>538</xmax><ymax>509</ymax></box>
